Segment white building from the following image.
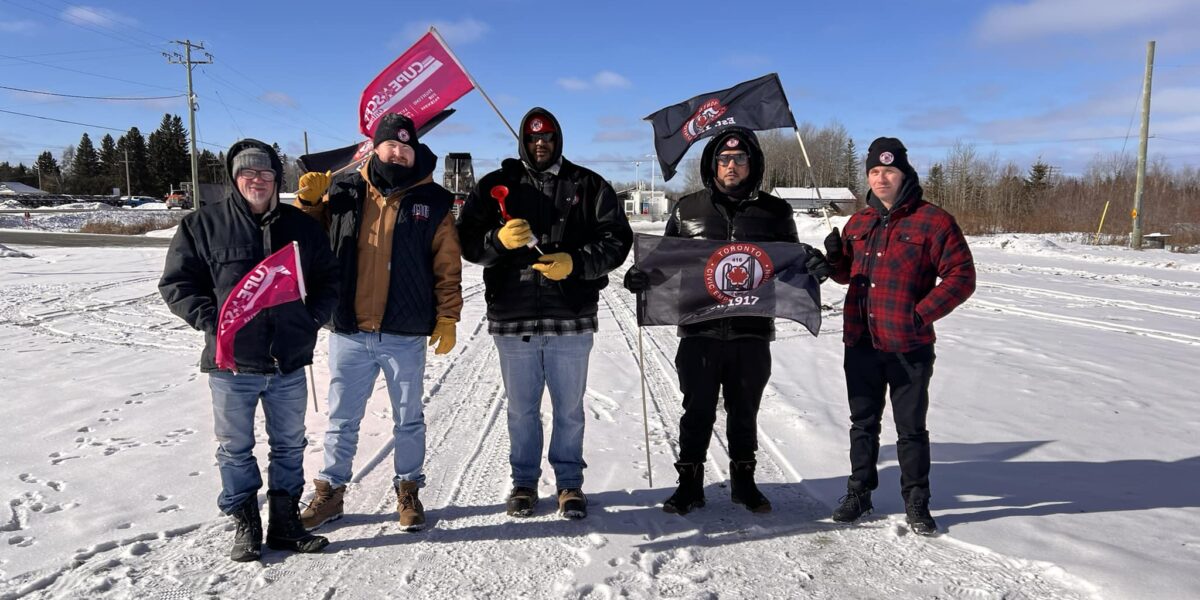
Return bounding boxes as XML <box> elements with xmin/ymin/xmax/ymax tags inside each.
<box><xmin>619</xmin><ymin>188</ymin><xmax>670</xmax><ymax>220</ymax></box>
<box><xmin>770</xmin><ymin>187</ymin><xmax>857</xmax><ymax>215</ymax></box>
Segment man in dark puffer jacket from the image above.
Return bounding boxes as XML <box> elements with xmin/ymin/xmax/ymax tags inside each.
<box><xmin>458</xmin><ymin>107</ymin><xmax>632</xmax><ymax>520</ymax></box>
<box><xmin>625</xmin><ymin>127</ymin><xmax>831</xmax><ymax>516</ymax></box>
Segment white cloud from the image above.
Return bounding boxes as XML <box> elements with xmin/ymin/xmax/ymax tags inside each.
<box><xmin>556</xmin><ymin>77</ymin><xmax>590</xmax><ymax>92</ymax></box>
<box><xmin>396</xmin><ymin>18</ymin><xmax>489</xmax><ymax>48</ymax></box>
<box><xmin>977</xmin><ymin>0</ymin><xmax>1192</xmax><ymax>42</ymax></box>
<box><xmin>592</xmin><ymin>71</ymin><xmax>631</xmax><ymax>89</ymax></box>
<box><xmin>259</xmin><ymin>92</ymin><xmax>297</xmax><ymax>109</ymax></box>
<box><xmin>61</xmin><ymin>5</ymin><xmax>136</xmax><ymax>28</ymax></box>
<box><xmin>556</xmin><ymin>71</ymin><xmax>632</xmax><ymax>92</ymax></box>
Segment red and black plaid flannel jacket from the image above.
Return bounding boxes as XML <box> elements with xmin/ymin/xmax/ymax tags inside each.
<box><xmin>829</xmin><ymin>194</ymin><xmax>976</xmax><ymax>352</ymax></box>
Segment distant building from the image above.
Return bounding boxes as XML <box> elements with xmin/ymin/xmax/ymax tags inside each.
<box><xmin>770</xmin><ymin>187</ymin><xmax>857</xmax><ymax>215</ymax></box>
<box><xmin>0</xmin><ymin>182</ymin><xmax>46</xmax><ymax>195</ymax></box>
<box><xmin>617</xmin><ymin>188</ymin><xmax>669</xmax><ymax>221</ymax></box>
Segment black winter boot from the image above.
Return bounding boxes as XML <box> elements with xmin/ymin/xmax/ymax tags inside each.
<box><xmin>905</xmin><ymin>492</ymin><xmax>938</xmax><ymax>536</ymax></box>
<box><xmin>729</xmin><ymin>460</ymin><xmax>772</xmax><ymax>513</ymax></box>
<box><xmin>662</xmin><ymin>462</ymin><xmax>705</xmax><ymax>515</ymax></box>
<box><xmin>831</xmin><ymin>489</ymin><xmax>873</xmax><ymax>523</ymax></box>
<box><xmin>266</xmin><ymin>490</ymin><xmax>330</xmax><ymax>553</ymax></box>
<box><xmin>228</xmin><ymin>495</ymin><xmax>262</xmax><ymax>562</ymax></box>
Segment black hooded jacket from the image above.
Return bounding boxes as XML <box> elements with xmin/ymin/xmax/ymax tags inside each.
<box><xmin>159</xmin><ymin>139</ymin><xmax>340</xmax><ymax>373</ymax></box>
<box><xmin>664</xmin><ymin>128</ymin><xmax>800</xmax><ymax>340</ymax></box>
<box><xmin>457</xmin><ymin>108</ymin><xmax>633</xmax><ymax>323</ymax></box>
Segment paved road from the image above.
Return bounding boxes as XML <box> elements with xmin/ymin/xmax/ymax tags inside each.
<box><xmin>0</xmin><ymin>229</ymin><xmax>172</xmax><ymax>247</ymax></box>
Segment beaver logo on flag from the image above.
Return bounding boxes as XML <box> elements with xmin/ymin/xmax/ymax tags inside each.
<box><xmin>704</xmin><ymin>242</ymin><xmax>775</xmax><ymax>303</ymax></box>
<box><xmin>682</xmin><ymin>99</ymin><xmax>728</xmax><ymax>142</ymax></box>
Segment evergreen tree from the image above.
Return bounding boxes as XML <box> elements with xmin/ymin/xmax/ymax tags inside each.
<box><xmin>71</xmin><ymin>133</ymin><xmax>102</xmax><ymax>194</ymax></box>
<box><xmin>273</xmin><ymin>142</ymin><xmax>299</xmax><ymax>191</ymax></box>
<box><xmin>1025</xmin><ymin>160</ymin><xmax>1053</xmax><ymax>193</ymax></box>
<box><xmin>98</xmin><ymin>134</ymin><xmax>121</xmax><ymax>194</ymax></box>
<box><xmin>147</xmin><ymin>113</ymin><xmax>190</xmax><ymax>197</ymax></box>
<box><xmin>843</xmin><ymin>138</ymin><xmax>860</xmax><ymax>197</ymax></box>
<box><xmin>117</xmin><ymin>127</ymin><xmax>150</xmax><ymax>197</ymax></box>
<box><xmin>35</xmin><ymin>151</ymin><xmax>60</xmax><ymax>193</ymax></box>
<box><xmin>198</xmin><ymin>149</ymin><xmax>225</xmax><ymax>185</ymax></box>
<box><xmin>926</xmin><ymin>163</ymin><xmax>946</xmax><ymax>204</ymax></box>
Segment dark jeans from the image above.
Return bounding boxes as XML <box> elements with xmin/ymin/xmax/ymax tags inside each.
<box><xmin>844</xmin><ymin>341</ymin><xmax>936</xmax><ymax>501</ymax></box>
<box><xmin>675</xmin><ymin>337</ymin><xmax>772</xmax><ymax>463</ymax></box>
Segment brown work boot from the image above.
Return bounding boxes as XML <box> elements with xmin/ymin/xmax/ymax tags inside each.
<box><xmin>557</xmin><ymin>488</ymin><xmax>587</xmax><ymax>519</ymax></box>
<box><xmin>300</xmin><ymin>479</ymin><xmax>345</xmax><ymax>530</ymax></box>
<box><xmin>395</xmin><ymin>480</ymin><xmax>426</xmax><ymax>532</ymax></box>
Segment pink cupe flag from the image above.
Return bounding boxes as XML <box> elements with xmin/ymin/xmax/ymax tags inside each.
<box><xmin>215</xmin><ymin>242</ymin><xmax>307</xmax><ymax>372</ymax></box>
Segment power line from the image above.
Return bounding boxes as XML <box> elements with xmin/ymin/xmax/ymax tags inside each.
<box><xmin>0</xmin><ymin>107</ymin><xmax>129</xmax><ymax>132</ymax></box>
<box><xmin>0</xmin><ymin>85</ymin><xmax>185</xmax><ymax>101</ymax></box>
<box><xmin>0</xmin><ymin>52</ymin><xmax>182</xmax><ymax>93</ymax></box>
<box><xmin>3</xmin><ymin>0</ymin><xmax>170</xmax><ymax>54</ymax></box>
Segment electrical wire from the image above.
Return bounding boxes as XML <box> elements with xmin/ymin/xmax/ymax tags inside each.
<box><xmin>0</xmin><ymin>85</ymin><xmax>185</xmax><ymax>101</ymax></box>
<box><xmin>0</xmin><ymin>107</ymin><xmax>128</xmax><ymax>132</ymax></box>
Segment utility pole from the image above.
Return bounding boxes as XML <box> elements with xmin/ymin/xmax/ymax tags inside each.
<box><xmin>122</xmin><ymin>147</ymin><xmax>132</xmax><ymax>196</ymax></box>
<box><xmin>165</xmin><ymin>40</ymin><xmax>212</xmax><ymax>210</ymax></box>
<box><xmin>1131</xmin><ymin>40</ymin><xmax>1155</xmax><ymax>250</ymax></box>
<box><xmin>303</xmin><ymin>131</ymin><xmax>309</xmax><ymax>156</ymax></box>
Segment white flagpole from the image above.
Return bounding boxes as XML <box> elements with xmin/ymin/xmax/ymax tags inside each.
<box><xmin>429</xmin><ymin>27</ymin><xmax>519</xmax><ymax>141</ymax></box>
<box><xmin>638</xmin><ymin>327</ymin><xmax>654</xmax><ymax>488</ymax></box>
<box><xmin>791</xmin><ymin>119</ymin><xmax>833</xmax><ymax>231</ymax></box>
<box><xmin>292</xmin><ymin>241</ymin><xmax>320</xmax><ymax>413</ymax></box>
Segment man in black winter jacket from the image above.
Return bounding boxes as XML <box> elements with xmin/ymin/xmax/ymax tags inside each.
<box><xmin>625</xmin><ymin>128</ymin><xmax>831</xmax><ymax>515</ymax></box>
<box><xmin>159</xmin><ymin>139</ymin><xmax>337</xmax><ymax>562</ymax></box>
<box><xmin>457</xmin><ymin>108</ymin><xmax>632</xmax><ymax>520</ymax></box>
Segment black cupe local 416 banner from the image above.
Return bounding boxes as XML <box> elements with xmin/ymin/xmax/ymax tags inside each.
<box><xmin>632</xmin><ymin>233</ymin><xmax>821</xmax><ymax>336</ymax></box>
<box><xmin>644</xmin><ymin>73</ymin><xmax>796</xmax><ymax>181</ymax></box>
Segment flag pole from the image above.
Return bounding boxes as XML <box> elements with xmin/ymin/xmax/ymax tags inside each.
<box><xmin>791</xmin><ymin>120</ymin><xmax>832</xmax><ymax>231</ymax></box>
<box><xmin>638</xmin><ymin>326</ymin><xmax>654</xmax><ymax>488</ymax></box>
<box><xmin>429</xmin><ymin>26</ymin><xmax>519</xmax><ymax>141</ymax></box>
<box><xmin>291</xmin><ymin>240</ymin><xmax>320</xmax><ymax>413</ymax></box>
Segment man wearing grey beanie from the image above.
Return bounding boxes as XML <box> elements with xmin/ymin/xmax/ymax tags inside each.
<box><xmin>160</xmin><ymin>139</ymin><xmax>340</xmax><ymax>561</ymax></box>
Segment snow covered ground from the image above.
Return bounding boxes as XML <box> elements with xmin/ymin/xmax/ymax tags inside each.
<box><xmin>0</xmin><ymin>203</ymin><xmax>178</xmax><ymax>234</ymax></box>
<box><xmin>0</xmin><ymin>216</ymin><xmax>1197</xmax><ymax>599</ymax></box>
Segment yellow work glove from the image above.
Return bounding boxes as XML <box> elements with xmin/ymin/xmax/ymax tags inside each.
<box><xmin>497</xmin><ymin>219</ymin><xmax>534</xmax><ymax>250</ymax></box>
<box><xmin>428</xmin><ymin>317</ymin><xmax>457</xmax><ymax>354</ymax></box>
<box><xmin>532</xmin><ymin>252</ymin><xmax>573</xmax><ymax>281</ymax></box>
<box><xmin>297</xmin><ymin>170</ymin><xmax>331</xmax><ymax>204</ymax></box>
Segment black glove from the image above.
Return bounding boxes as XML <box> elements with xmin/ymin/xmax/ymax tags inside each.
<box><xmin>623</xmin><ymin>266</ymin><xmax>650</xmax><ymax>293</ymax></box>
<box><xmin>802</xmin><ymin>244</ymin><xmax>833</xmax><ymax>283</ymax></box>
<box><xmin>823</xmin><ymin>227</ymin><xmax>844</xmax><ymax>264</ymax></box>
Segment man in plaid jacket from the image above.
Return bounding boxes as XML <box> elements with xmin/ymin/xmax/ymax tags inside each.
<box><xmin>823</xmin><ymin>137</ymin><xmax>975</xmax><ymax>536</ymax></box>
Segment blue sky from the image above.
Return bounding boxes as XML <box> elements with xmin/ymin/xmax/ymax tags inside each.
<box><xmin>2</xmin><ymin>0</ymin><xmax>1199</xmax><ymax>187</ymax></box>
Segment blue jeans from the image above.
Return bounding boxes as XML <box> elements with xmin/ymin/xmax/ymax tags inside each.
<box><xmin>209</xmin><ymin>368</ymin><xmax>309</xmax><ymax>514</ymax></box>
<box><xmin>318</xmin><ymin>331</ymin><xmax>427</xmax><ymax>488</ymax></box>
<box><xmin>494</xmin><ymin>333</ymin><xmax>593</xmax><ymax>490</ymax></box>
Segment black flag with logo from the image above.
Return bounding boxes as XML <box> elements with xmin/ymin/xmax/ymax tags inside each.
<box><xmin>644</xmin><ymin>73</ymin><xmax>796</xmax><ymax>181</ymax></box>
<box><xmin>632</xmin><ymin>233</ymin><xmax>821</xmax><ymax>335</ymax></box>
<box><xmin>297</xmin><ymin>108</ymin><xmax>456</xmax><ymax>173</ymax></box>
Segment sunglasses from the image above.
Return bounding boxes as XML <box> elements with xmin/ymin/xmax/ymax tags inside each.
<box><xmin>527</xmin><ymin>132</ymin><xmax>555</xmax><ymax>143</ymax></box>
<box><xmin>237</xmin><ymin>168</ymin><xmax>276</xmax><ymax>182</ymax></box>
<box><xmin>715</xmin><ymin>153</ymin><xmax>749</xmax><ymax>166</ymax></box>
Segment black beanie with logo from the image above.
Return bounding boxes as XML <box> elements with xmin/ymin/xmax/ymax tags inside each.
<box><xmin>865</xmin><ymin>137</ymin><xmax>913</xmax><ymax>175</ymax></box>
<box><xmin>372</xmin><ymin>113</ymin><xmax>418</xmax><ymax>148</ymax></box>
